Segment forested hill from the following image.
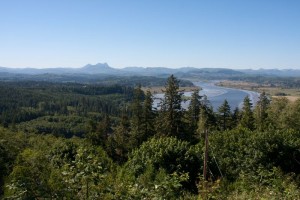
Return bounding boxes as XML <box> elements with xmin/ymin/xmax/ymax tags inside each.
<box><xmin>1</xmin><ymin>64</ymin><xmax>300</xmax><ymax>84</ymax></box>
<box><xmin>1</xmin><ymin>75</ymin><xmax>300</xmax><ymax>199</ymax></box>
<box><xmin>239</xmin><ymin>68</ymin><xmax>300</xmax><ymax>77</ymax></box>
<box><xmin>0</xmin><ymin>72</ymin><xmax>194</xmax><ymax>87</ymax></box>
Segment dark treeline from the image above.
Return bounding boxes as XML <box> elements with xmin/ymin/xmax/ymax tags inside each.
<box><xmin>0</xmin><ymin>73</ymin><xmax>194</xmax><ymax>87</ymax></box>
<box><xmin>1</xmin><ymin>75</ymin><xmax>300</xmax><ymax>199</ymax></box>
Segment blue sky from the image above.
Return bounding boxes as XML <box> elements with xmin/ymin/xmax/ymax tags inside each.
<box><xmin>0</xmin><ymin>0</ymin><xmax>300</xmax><ymax>69</ymax></box>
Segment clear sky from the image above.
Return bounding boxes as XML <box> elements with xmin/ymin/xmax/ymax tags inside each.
<box><xmin>1</xmin><ymin>0</ymin><xmax>300</xmax><ymax>69</ymax></box>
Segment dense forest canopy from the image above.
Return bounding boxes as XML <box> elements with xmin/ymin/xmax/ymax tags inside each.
<box><xmin>1</xmin><ymin>75</ymin><xmax>300</xmax><ymax>199</ymax></box>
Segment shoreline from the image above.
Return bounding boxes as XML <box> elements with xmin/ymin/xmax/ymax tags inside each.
<box><xmin>217</xmin><ymin>80</ymin><xmax>300</xmax><ymax>102</ymax></box>
<box><xmin>153</xmin><ymin>80</ymin><xmax>261</xmax><ymax>111</ymax></box>
<box><xmin>196</xmin><ymin>81</ymin><xmax>260</xmax><ymax>108</ymax></box>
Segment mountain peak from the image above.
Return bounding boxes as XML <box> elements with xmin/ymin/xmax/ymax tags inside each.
<box><xmin>83</xmin><ymin>63</ymin><xmax>110</xmax><ymax>69</ymax></box>
<box><xmin>80</xmin><ymin>63</ymin><xmax>118</xmax><ymax>74</ymax></box>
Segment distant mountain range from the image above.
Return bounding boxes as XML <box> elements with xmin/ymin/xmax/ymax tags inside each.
<box><xmin>0</xmin><ymin>63</ymin><xmax>300</xmax><ymax>78</ymax></box>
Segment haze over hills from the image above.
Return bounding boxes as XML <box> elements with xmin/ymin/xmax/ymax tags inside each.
<box><xmin>238</xmin><ymin>69</ymin><xmax>300</xmax><ymax>77</ymax></box>
<box><xmin>0</xmin><ymin>63</ymin><xmax>300</xmax><ymax>78</ymax></box>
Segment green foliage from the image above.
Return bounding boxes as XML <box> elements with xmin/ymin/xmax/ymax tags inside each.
<box><xmin>56</xmin><ymin>146</ymin><xmax>114</xmax><ymax>199</ymax></box>
<box><xmin>187</xmin><ymin>88</ymin><xmax>202</xmax><ymax>125</ymax></box>
<box><xmin>185</xmin><ymin>88</ymin><xmax>202</xmax><ymax>141</ymax></box>
<box><xmin>18</xmin><ymin>115</ymin><xmax>91</xmax><ymax>137</ymax></box>
<box><xmin>282</xmin><ymin>99</ymin><xmax>300</xmax><ymax>131</ymax></box>
<box><xmin>267</xmin><ymin>97</ymin><xmax>289</xmax><ymax>129</ymax></box>
<box><xmin>209</xmin><ymin>128</ymin><xmax>252</xmax><ymax>180</ymax></box>
<box><xmin>0</xmin><ymin>127</ymin><xmax>27</xmax><ymax>196</ymax></box>
<box><xmin>266</xmin><ymin>97</ymin><xmax>300</xmax><ymax>131</ymax></box>
<box><xmin>112</xmin><ymin>166</ymin><xmax>190</xmax><ymax>199</ymax></box>
<box><xmin>106</xmin><ymin>114</ymin><xmax>131</xmax><ymax>163</ymax></box>
<box><xmin>231</xmin><ymin>107</ymin><xmax>241</xmax><ymax>128</ymax></box>
<box><xmin>141</xmin><ymin>90</ymin><xmax>156</xmax><ymax>139</ymax></box>
<box><xmin>156</xmin><ymin>75</ymin><xmax>184</xmax><ymax>138</ymax></box>
<box><xmin>5</xmin><ymin>148</ymin><xmax>52</xmax><ymax>199</ymax></box>
<box><xmin>225</xmin><ymin>168</ymin><xmax>300</xmax><ymax>199</ymax></box>
<box><xmin>0</xmin><ymin>81</ymin><xmax>134</xmax><ymax>126</ymax></box>
<box><xmin>254</xmin><ymin>91</ymin><xmax>270</xmax><ymax>131</ymax></box>
<box><xmin>2</xmin><ymin>76</ymin><xmax>300</xmax><ymax>199</ymax></box>
<box><xmin>124</xmin><ymin>137</ymin><xmax>202</xmax><ymax>193</ymax></box>
<box><xmin>197</xmin><ymin>104</ymin><xmax>216</xmax><ymax>137</ymax></box>
<box><xmin>239</xmin><ymin>96</ymin><xmax>255</xmax><ymax>130</ymax></box>
<box><xmin>252</xmin><ymin>130</ymin><xmax>300</xmax><ymax>174</ymax></box>
<box><xmin>129</xmin><ymin>85</ymin><xmax>145</xmax><ymax>147</ymax></box>
<box><xmin>217</xmin><ymin>99</ymin><xmax>232</xmax><ymax>131</ymax></box>
<box><xmin>130</xmin><ymin>88</ymin><xmax>156</xmax><ymax>147</ymax></box>
<box><xmin>210</xmin><ymin>129</ymin><xmax>300</xmax><ymax>181</ymax></box>
<box><xmin>4</xmin><ymin>136</ymin><xmax>114</xmax><ymax>199</ymax></box>
<box><xmin>87</xmin><ymin>114</ymin><xmax>112</xmax><ymax>146</ymax></box>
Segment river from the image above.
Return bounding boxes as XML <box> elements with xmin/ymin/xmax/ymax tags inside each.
<box><xmin>153</xmin><ymin>81</ymin><xmax>260</xmax><ymax>111</ymax></box>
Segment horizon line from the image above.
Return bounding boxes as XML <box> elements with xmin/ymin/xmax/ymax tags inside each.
<box><xmin>0</xmin><ymin>63</ymin><xmax>298</xmax><ymax>70</ymax></box>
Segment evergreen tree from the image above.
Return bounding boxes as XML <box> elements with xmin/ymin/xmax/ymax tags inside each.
<box><xmin>197</xmin><ymin>102</ymin><xmax>216</xmax><ymax>138</ymax></box>
<box><xmin>266</xmin><ymin>97</ymin><xmax>289</xmax><ymax>129</ymax></box>
<box><xmin>217</xmin><ymin>99</ymin><xmax>231</xmax><ymax>131</ymax></box>
<box><xmin>240</xmin><ymin>96</ymin><xmax>254</xmax><ymax>130</ymax></box>
<box><xmin>141</xmin><ymin>90</ymin><xmax>155</xmax><ymax>141</ymax></box>
<box><xmin>107</xmin><ymin>114</ymin><xmax>131</xmax><ymax>163</ymax></box>
<box><xmin>87</xmin><ymin>114</ymin><xmax>112</xmax><ymax>147</ymax></box>
<box><xmin>156</xmin><ymin>75</ymin><xmax>183</xmax><ymax>138</ymax></box>
<box><xmin>254</xmin><ymin>92</ymin><xmax>270</xmax><ymax>131</ymax></box>
<box><xmin>201</xmin><ymin>95</ymin><xmax>211</xmax><ymax>108</ymax></box>
<box><xmin>285</xmin><ymin>99</ymin><xmax>300</xmax><ymax>131</ymax></box>
<box><xmin>232</xmin><ymin>107</ymin><xmax>241</xmax><ymax>128</ymax></box>
<box><xmin>186</xmin><ymin>88</ymin><xmax>202</xmax><ymax>135</ymax></box>
<box><xmin>97</xmin><ymin>114</ymin><xmax>112</xmax><ymax>143</ymax></box>
<box><xmin>130</xmin><ymin>85</ymin><xmax>145</xmax><ymax>146</ymax></box>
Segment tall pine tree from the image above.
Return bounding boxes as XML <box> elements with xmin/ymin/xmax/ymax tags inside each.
<box><xmin>130</xmin><ymin>85</ymin><xmax>145</xmax><ymax>146</ymax></box>
<box><xmin>240</xmin><ymin>95</ymin><xmax>254</xmax><ymax>130</ymax></box>
<box><xmin>197</xmin><ymin>105</ymin><xmax>215</xmax><ymax>135</ymax></box>
<box><xmin>156</xmin><ymin>75</ymin><xmax>183</xmax><ymax>138</ymax></box>
<box><xmin>187</xmin><ymin>89</ymin><xmax>202</xmax><ymax>129</ymax></box>
<box><xmin>217</xmin><ymin>99</ymin><xmax>231</xmax><ymax>131</ymax></box>
<box><xmin>254</xmin><ymin>92</ymin><xmax>270</xmax><ymax>131</ymax></box>
<box><xmin>87</xmin><ymin>114</ymin><xmax>112</xmax><ymax>147</ymax></box>
<box><xmin>107</xmin><ymin>113</ymin><xmax>131</xmax><ymax>163</ymax></box>
<box><xmin>185</xmin><ymin>88</ymin><xmax>202</xmax><ymax>141</ymax></box>
<box><xmin>232</xmin><ymin>107</ymin><xmax>241</xmax><ymax>128</ymax></box>
<box><xmin>141</xmin><ymin>90</ymin><xmax>155</xmax><ymax>141</ymax></box>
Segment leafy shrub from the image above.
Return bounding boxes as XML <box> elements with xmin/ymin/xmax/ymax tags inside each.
<box><xmin>124</xmin><ymin>136</ymin><xmax>203</xmax><ymax>193</ymax></box>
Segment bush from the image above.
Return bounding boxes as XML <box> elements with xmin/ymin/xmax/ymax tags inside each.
<box><xmin>123</xmin><ymin>136</ymin><xmax>203</xmax><ymax>193</ymax></box>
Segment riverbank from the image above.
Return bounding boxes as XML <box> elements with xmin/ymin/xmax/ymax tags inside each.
<box><xmin>217</xmin><ymin>80</ymin><xmax>300</xmax><ymax>102</ymax></box>
<box><xmin>153</xmin><ymin>81</ymin><xmax>260</xmax><ymax>111</ymax></box>
<box><xmin>193</xmin><ymin>81</ymin><xmax>260</xmax><ymax>109</ymax></box>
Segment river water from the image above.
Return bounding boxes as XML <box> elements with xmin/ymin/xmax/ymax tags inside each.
<box><xmin>153</xmin><ymin>81</ymin><xmax>260</xmax><ymax>111</ymax></box>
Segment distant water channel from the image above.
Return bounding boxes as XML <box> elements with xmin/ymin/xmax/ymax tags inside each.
<box><xmin>153</xmin><ymin>81</ymin><xmax>260</xmax><ymax>111</ymax></box>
